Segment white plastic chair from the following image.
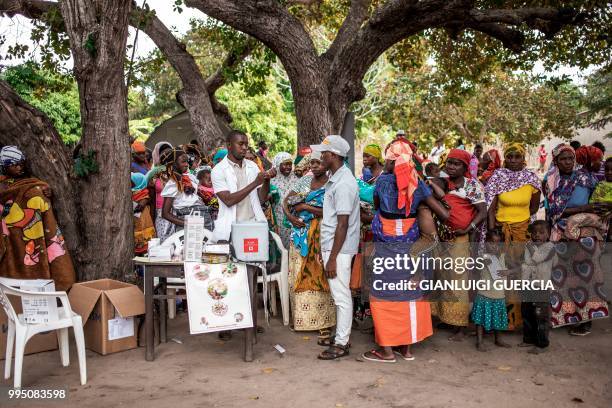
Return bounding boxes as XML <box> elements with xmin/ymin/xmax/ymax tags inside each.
<box><xmin>159</xmin><ymin>228</ymin><xmax>214</xmax><ymax>319</ymax></box>
<box><xmin>0</xmin><ymin>280</ymin><xmax>86</xmax><ymax>388</ymax></box>
<box><xmin>257</xmin><ymin>231</ymin><xmax>289</xmax><ymax>326</ymax></box>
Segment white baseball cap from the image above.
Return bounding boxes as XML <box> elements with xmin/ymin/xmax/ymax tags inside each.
<box><xmin>396</xmin><ymin>129</ymin><xmax>406</xmax><ymax>135</ymax></box>
<box><xmin>310</xmin><ymin>135</ymin><xmax>350</xmax><ymax>157</ymax></box>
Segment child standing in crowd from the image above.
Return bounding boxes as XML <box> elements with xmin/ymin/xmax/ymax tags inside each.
<box><xmin>520</xmin><ymin>221</ymin><xmax>556</xmax><ymax>354</ymax></box>
<box><xmin>472</xmin><ymin>229</ymin><xmax>510</xmax><ymax>351</ymax></box>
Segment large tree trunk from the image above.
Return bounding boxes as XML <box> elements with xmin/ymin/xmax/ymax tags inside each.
<box><xmin>0</xmin><ymin>81</ymin><xmax>82</xmax><ymax>259</ymax></box>
<box><xmin>59</xmin><ymin>0</ymin><xmax>133</xmax><ymax>281</ymax></box>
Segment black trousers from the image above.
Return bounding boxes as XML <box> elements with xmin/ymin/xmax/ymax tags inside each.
<box><xmin>521</xmin><ymin>302</ymin><xmax>550</xmax><ymax>348</ymax></box>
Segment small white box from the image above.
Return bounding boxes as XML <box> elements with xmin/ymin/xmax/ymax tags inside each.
<box><xmin>148</xmin><ymin>245</ymin><xmax>174</xmax><ymax>261</ymax></box>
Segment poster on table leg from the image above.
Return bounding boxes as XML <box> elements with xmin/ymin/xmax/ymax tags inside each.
<box><xmin>184</xmin><ymin>261</ymin><xmax>253</xmax><ymax>334</ymax></box>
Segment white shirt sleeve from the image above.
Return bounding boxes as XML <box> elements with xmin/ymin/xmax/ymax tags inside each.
<box><xmin>161</xmin><ymin>180</ymin><xmax>178</xmax><ymax>198</ymax></box>
<box><xmin>212</xmin><ymin>165</ymin><xmax>229</xmax><ymax>194</ymax></box>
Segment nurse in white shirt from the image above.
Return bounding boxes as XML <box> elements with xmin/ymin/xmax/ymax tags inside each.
<box><xmin>211</xmin><ymin>131</ymin><xmax>276</xmax><ymax>243</ymax></box>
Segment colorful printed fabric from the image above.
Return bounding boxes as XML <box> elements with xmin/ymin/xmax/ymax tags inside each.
<box><xmin>444</xmin><ymin>177</ymin><xmax>485</xmax><ymax>231</ymax></box>
<box><xmin>544</xmin><ymin>144</ymin><xmax>575</xmax><ymax>200</ymax></box>
<box><xmin>272</xmin><ymin>152</ymin><xmax>293</xmax><ymax>168</ymax></box>
<box><xmin>484</xmin><ymin>168</ymin><xmax>541</xmax><ymax>208</ymax></box>
<box><xmin>550</xmin><ymin>215</ymin><xmax>609</xmax><ymax>328</ymax></box>
<box><xmin>132</xmin><ymin>188</ymin><xmax>155</xmax><ymax>254</ymax></box>
<box><xmin>288</xmin><ymin>244</ymin><xmax>336</xmax><ymax>331</ymax></box>
<box><xmin>0</xmin><ymin>176</ymin><xmax>75</xmax><ymax>290</ymax></box>
<box><xmin>272</xmin><ymin>169</ymin><xmax>298</xmax><ymax>249</ymax></box>
<box><xmin>290</xmin><ymin>178</ymin><xmax>325</xmax><ymax>257</ymax></box>
<box><xmin>471</xmin><ymin>294</ymin><xmax>509</xmax><ymax>331</ymax></box>
<box><xmin>294</xmin><ymin>217</ymin><xmax>329</xmax><ymax>292</ymax></box>
<box><xmin>544</xmin><ymin>168</ymin><xmax>598</xmax><ymax>225</ymax></box>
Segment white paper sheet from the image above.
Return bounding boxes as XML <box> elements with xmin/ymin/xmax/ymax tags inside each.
<box><xmin>108</xmin><ymin>317</ymin><xmax>134</xmax><ymax>341</ymax></box>
<box><xmin>184</xmin><ymin>262</ymin><xmax>253</xmax><ymax>334</ymax></box>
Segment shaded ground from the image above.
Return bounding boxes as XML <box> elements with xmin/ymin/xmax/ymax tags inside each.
<box><xmin>2</xmin><ymin>310</ymin><xmax>611</xmax><ymax>408</ymax></box>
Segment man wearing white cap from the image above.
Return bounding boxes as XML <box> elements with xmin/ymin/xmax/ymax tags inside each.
<box><xmin>310</xmin><ymin>135</ymin><xmax>360</xmax><ymax>360</ymax></box>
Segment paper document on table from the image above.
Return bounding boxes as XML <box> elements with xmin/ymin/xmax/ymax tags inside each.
<box><xmin>108</xmin><ymin>317</ymin><xmax>134</xmax><ymax>341</ymax></box>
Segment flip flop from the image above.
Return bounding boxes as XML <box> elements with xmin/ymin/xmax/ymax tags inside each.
<box><xmin>362</xmin><ymin>349</ymin><xmax>396</xmax><ymax>363</ymax></box>
<box><xmin>392</xmin><ymin>350</ymin><xmax>415</xmax><ymax>361</ymax></box>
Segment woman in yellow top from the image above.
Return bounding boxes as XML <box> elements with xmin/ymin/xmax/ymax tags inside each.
<box><xmin>484</xmin><ymin>143</ymin><xmax>541</xmax><ymax>329</ymax></box>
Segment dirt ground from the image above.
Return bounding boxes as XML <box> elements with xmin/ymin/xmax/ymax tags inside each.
<box><xmin>2</xmin><ymin>310</ymin><xmax>611</xmax><ymax>408</ymax></box>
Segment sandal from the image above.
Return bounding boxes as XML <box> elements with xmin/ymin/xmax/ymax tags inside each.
<box><xmin>392</xmin><ymin>350</ymin><xmax>415</xmax><ymax>361</ymax></box>
<box><xmin>318</xmin><ymin>344</ymin><xmax>350</xmax><ymax>360</ymax></box>
<box><xmin>317</xmin><ymin>335</ymin><xmax>335</xmax><ymax>347</ymax></box>
<box><xmin>362</xmin><ymin>349</ymin><xmax>396</xmax><ymax>363</ymax></box>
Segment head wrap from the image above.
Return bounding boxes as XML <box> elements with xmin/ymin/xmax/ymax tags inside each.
<box><xmin>152</xmin><ymin>141</ymin><xmax>172</xmax><ymax>166</ymax></box>
<box><xmin>552</xmin><ymin>143</ymin><xmax>575</xmax><ymax>160</ymax></box>
<box><xmin>131</xmin><ymin>172</ymin><xmax>148</xmax><ymax>192</ymax></box>
<box><xmin>212</xmin><ymin>148</ymin><xmax>228</xmax><ymax>165</ymax></box>
<box><xmin>481</xmin><ymin>149</ymin><xmax>501</xmax><ymax>183</ymax></box>
<box><xmin>363</xmin><ymin>144</ymin><xmax>384</xmax><ymax>165</ymax></box>
<box><xmin>447</xmin><ymin>149</ymin><xmax>472</xmax><ymax>178</ymax></box>
<box><xmin>504</xmin><ymin>143</ymin><xmax>526</xmax><ymax>158</ymax></box>
<box><xmin>273</xmin><ymin>152</ymin><xmax>293</xmax><ymax>169</ymax></box>
<box><xmin>545</xmin><ymin>143</ymin><xmax>576</xmax><ymax>199</ymax></box>
<box><xmin>163</xmin><ymin>147</ymin><xmax>194</xmax><ymax>194</ymax></box>
<box><xmin>385</xmin><ymin>141</ymin><xmax>418</xmax><ymax>216</ymax></box>
<box><xmin>294</xmin><ymin>153</ymin><xmax>312</xmax><ymax>173</ymax></box>
<box><xmin>0</xmin><ymin>146</ymin><xmax>25</xmax><ymax>167</ymax></box>
<box><xmin>131</xmin><ymin>141</ymin><xmax>146</xmax><ymax>154</ymax></box>
<box><xmin>575</xmin><ymin>145</ymin><xmax>603</xmax><ymax>166</ymax></box>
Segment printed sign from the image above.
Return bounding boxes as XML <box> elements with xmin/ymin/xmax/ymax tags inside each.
<box><xmin>184</xmin><ymin>262</ymin><xmax>253</xmax><ymax>334</ymax></box>
<box><xmin>243</xmin><ymin>238</ymin><xmax>259</xmax><ymax>253</ymax></box>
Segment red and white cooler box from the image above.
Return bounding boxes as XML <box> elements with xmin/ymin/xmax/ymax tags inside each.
<box><xmin>231</xmin><ymin>222</ymin><xmax>269</xmax><ymax>262</ymax></box>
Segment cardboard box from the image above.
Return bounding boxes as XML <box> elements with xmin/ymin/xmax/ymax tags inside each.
<box><xmin>68</xmin><ymin>279</ymin><xmax>145</xmax><ymax>355</ymax></box>
<box><xmin>0</xmin><ymin>295</ymin><xmax>58</xmax><ymax>360</ymax></box>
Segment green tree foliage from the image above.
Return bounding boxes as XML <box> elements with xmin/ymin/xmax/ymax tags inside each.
<box><xmin>217</xmin><ymin>75</ymin><xmax>297</xmax><ymax>155</ymax></box>
<box><xmin>1</xmin><ymin>62</ymin><xmax>81</xmax><ymax>145</ymax></box>
<box><xmin>580</xmin><ymin>68</ymin><xmax>612</xmax><ymax>137</ymax></box>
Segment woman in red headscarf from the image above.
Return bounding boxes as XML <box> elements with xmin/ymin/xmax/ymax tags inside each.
<box><xmin>362</xmin><ymin>141</ymin><xmax>449</xmax><ymax>363</ymax></box>
<box><xmin>479</xmin><ymin>149</ymin><xmax>501</xmax><ymax>185</ymax></box>
<box><xmin>428</xmin><ymin>149</ymin><xmax>488</xmax><ymax>340</ymax></box>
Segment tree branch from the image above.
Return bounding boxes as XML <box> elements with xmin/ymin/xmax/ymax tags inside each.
<box><xmin>2</xmin><ymin>0</ymin><xmax>227</xmax><ymax>145</ymax></box>
<box><xmin>205</xmin><ymin>39</ymin><xmax>255</xmax><ymax>96</ymax></box>
<box><xmin>0</xmin><ymin>0</ymin><xmax>54</xmax><ymax>19</ymax></box>
<box><xmin>323</xmin><ymin>0</ymin><xmax>371</xmax><ymax>62</ymax></box>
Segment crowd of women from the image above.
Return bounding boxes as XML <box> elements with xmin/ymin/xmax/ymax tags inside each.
<box><xmin>1</xmin><ymin>133</ymin><xmax>610</xmax><ymax>362</ymax></box>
